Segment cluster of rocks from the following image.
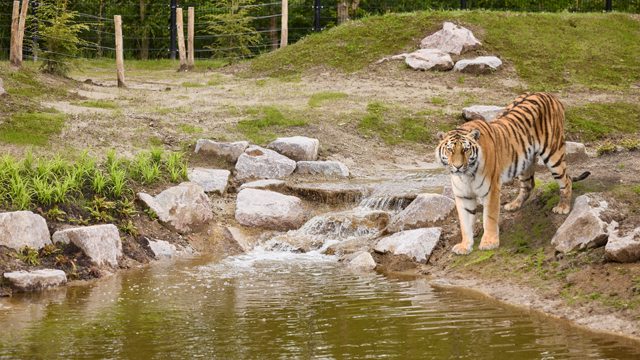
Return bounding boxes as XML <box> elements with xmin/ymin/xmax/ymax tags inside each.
<box><xmin>387</xmin><ymin>22</ymin><xmax>502</xmax><ymax>73</ymax></box>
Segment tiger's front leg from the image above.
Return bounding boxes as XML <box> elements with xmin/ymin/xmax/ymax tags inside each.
<box><xmin>479</xmin><ymin>184</ymin><xmax>501</xmax><ymax>250</ymax></box>
<box><xmin>452</xmin><ymin>196</ymin><xmax>477</xmax><ymax>255</ymax></box>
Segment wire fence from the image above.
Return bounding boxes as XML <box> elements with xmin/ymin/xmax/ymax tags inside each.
<box><xmin>1</xmin><ymin>0</ymin><xmax>639</xmax><ymax>63</ymax></box>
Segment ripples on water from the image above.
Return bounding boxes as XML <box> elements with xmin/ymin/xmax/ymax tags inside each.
<box><xmin>1</xmin><ymin>250</ymin><xmax>639</xmax><ymax>359</ymax></box>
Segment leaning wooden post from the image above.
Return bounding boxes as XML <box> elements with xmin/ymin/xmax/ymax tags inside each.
<box><xmin>114</xmin><ymin>15</ymin><xmax>126</xmax><ymax>88</ymax></box>
<box><xmin>187</xmin><ymin>7</ymin><xmax>194</xmax><ymax>70</ymax></box>
<box><xmin>16</xmin><ymin>0</ymin><xmax>29</xmax><ymax>67</ymax></box>
<box><xmin>10</xmin><ymin>1</ymin><xmax>20</xmax><ymax>65</ymax></box>
<box><xmin>280</xmin><ymin>0</ymin><xmax>288</xmax><ymax>48</ymax></box>
<box><xmin>176</xmin><ymin>8</ymin><xmax>187</xmax><ymax>71</ymax></box>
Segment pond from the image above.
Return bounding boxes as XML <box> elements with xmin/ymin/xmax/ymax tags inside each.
<box><xmin>1</xmin><ymin>249</ymin><xmax>639</xmax><ymax>359</ymax></box>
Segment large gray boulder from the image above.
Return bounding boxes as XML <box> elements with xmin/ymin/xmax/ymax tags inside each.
<box><xmin>551</xmin><ymin>194</ymin><xmax>619</xmax><ymax>254</ymax></box>
<box><xmin>295</xmin><ymin>161</ymin><xmax>350</xmax><ymax>177</ymax></box>
<box><xmin>0</xmin><ymin>211</ymin><xmax>51</xmax><ymax>251</ymax></box>
<box><xmin>462</xmin><ymin>105</ymin><xmax>506</xmax><ymax>122</ymax></box>
<box><xmin>454</xmin><ymin>57</ymin><xmax>502</xmax><ymax>74</ymax></box>
<box><xmin>605</xmin><ymin>226</ymin><xmax>640</xmax><ymax>263</ymax></box>
<box><xmin>52</xmin><ymin>224</ymin><xmax>123</xmax><ymax>268</ymax></box>
<box><xmin>267</xmin><ymin>136</ymin><xmax>319</xmax><ymax>161</ymax></box>
<box><xmin>235</xmin><ymin>189</ymin><xmax>304</xmax><ymax>231</ymax></box>
<box><xmin>235</xmin><ymin>146</ymin><xmax>297</xmax><ymax>182</ymax></box>
<box><xmin>194</xmin><ymin>139</ymin><xmax>248</xmax><ymax>163</ymax></box>
<box><xmin>238</xmin><ymin>179</ymin><xmax>286</xmax><ymax>192</ymax></box>
<box><xmin>420</xmin><ymin>22</ymin><xmax>482</xmax><ymax>55</ymax></box>
<box><xmin>386</xmin><ymin>194</ymin><xmax>455</xmax><ymax>233</ymax></box>
<box><xmin>147</xmin><ymin>239</ymin><xmax>198</xmax><ymax>259</ymax></box>
<box><xmin>345</xmin><ymin>252</ymin><xmax>377</xmax><ymax>272</ymax></box>
<box><xmin>393</xmin><ymin>49</ymin><xmax>454</xmax><ymax>71</ymax></box>
<box><xmin>138</xmin><ymin>182</ymin><xmax>213</xmax><ymax>234</ymax></box>
<box><xmin>3</xmin><ymin>269</ymin><xmax>67</xmax><ymax>292</ymax></box>
<box><xmin>374</xmin><ymin>227</ymin><xmax>442</xmax><ymax>263</ymax></box>
<box><xmin>187</xmin><ymin>168</ymin><xmax>230</xmax><ymax>194</ymax></box>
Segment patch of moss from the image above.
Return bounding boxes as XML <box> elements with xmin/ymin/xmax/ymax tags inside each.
<box><xmin>182</xmin><ymin>82</ymin><xmax>204</xmax><ymax>88</ymax></box>
<box><xmin>79</xmin><ymin>101</ymin><xmax>117</xmax><ymax>109</ymax></box>
<box><xmin>566</xmin><ymin>103</ymin><xmax>640</xmax><ymax>141</ymax></box>
<box><xmin>308</xmin><ymin>92</ymin><xmax>347</xmax><ymax>107</ymax></box>
<box><xmin>178</xmin><ymin>124</ymin><xmax>203</xmax><ymax>133</ymax></box>
<box><xmin>0</xmin><ymin>112</ymin><xmax>66</xmax><ymax>146</ymax></box>
<box><xmin>357</xmin><ymin>102</ymin><xmax>430</xmax><ymax>144</ymax></box>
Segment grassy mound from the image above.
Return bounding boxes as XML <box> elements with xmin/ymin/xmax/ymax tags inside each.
<box><xmin>251</xmin><ymin>11</ymin><xmax>640</xmax><ymax>91</ymax></box>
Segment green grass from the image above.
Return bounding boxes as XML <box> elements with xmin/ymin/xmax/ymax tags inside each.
<box><xmin>357</xmin><ymin>101</ymin><xmax>431</xmax><ymax>144</ymax></box>
<box><xmin>251</xmin><ymin>11</ymin><xmax>640</xmax><ymax>90</ymax></box>
<box><xmin>78</xmin><ymin>101</ymin><xmax>117</xmax><ymax>109</ymax></box>
<box><xmin>431</xmin><ymin>97</ymin><xmax>446</xmax><ymax>105</ymax></box>
<box><xmin>237</xmin><ymin>107</ymin><xmax>308</xmax><ymax>144</ymax></box>
<box><xmin>178</xmin><ymin>124</ymin><xmax>203</xmax><ymax>133</ymax></box>
<box><xmin>566</xmin><ymin>103</ymin><xmax>640</xmax><ymax>141</ymax></box>
<box><xmin>308</xmin><ymin>92</ymin><xmax>348</xmax><ymax>107</ymax></box>
<box><xmin>207</xmin><ymin>80</ymin><xmax>222</xmax><ymax>86</ymax></box>
<box><xmin>0</xmin><ymin>112</ymin><xmax>66</xmax><ymax>146</ymax></box>
<box><xmin>182</xmin><ymin>82</ymin><xmax>204</xmax><ymax>88</ymax></box>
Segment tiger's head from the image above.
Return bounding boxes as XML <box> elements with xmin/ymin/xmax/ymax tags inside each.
<box><xmin>436</xmin><ymin>128</ymin><xmax>482</xmax><ymax>176</ymax></box>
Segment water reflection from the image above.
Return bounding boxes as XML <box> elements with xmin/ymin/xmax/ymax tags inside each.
<box><xmin>1</xmin><ymin>252</ymin><xmax>639</xmax><ymax>359</ymax></box>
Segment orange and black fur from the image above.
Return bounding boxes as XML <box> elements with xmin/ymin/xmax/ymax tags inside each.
<box><xmin>436</xmin><ymin>92</ymin><xmax>590</xmax><ymax>255</ymax></box>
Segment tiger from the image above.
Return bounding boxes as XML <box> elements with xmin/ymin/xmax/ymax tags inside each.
<box><xmin>435</xmin><ymin>92</ymin><xmax>590</xmax><ymax>255</ymax></box>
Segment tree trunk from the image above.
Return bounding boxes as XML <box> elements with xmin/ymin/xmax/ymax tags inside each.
<box><xmin>337</xmin><ymin>0</ymin><xmax>349</xmax><ymax>25</ymax></box>
<box><xmin>269</xmin><ymin>8</ymin><xmax>277</xmax><ymax>50</ymax></box>
<box><xmin>140</xmin><ymin>0</ymin><xmax>148</xmax><ymax>60</ymax></box>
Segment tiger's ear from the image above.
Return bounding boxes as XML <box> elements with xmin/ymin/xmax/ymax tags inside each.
<box><xmin>470</xmin><ymin>129</ymin><xmax>481</xmax><ymax>141</ymax></box>
<box><xmin>437</xmin><ymin>132</ymin><xmax>447</xmax><ymax>141</ymax></box>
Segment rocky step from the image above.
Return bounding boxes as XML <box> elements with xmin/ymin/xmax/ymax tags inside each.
<box><xmin>3</xmin><ymin>269</ymin><xmax>67</xmax><ymax>292</ymax></box>
<box><xmin>374</xmin><ymin>227</ymin><xmax>442</xmax><ymax>264</ymax></box>
<box><xmin>286</xmin><ymin>182</ymin><xmax>372</xmax><ymax>204</ymax></box>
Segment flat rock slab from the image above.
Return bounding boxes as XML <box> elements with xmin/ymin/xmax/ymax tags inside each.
<box><xmin>295</xmin><ymin>161</ymin><xmax>350</xmax><ymax>177</ymax></box>
<box><xmin>551</xmin><ymin>194</ymin><xmax>620</xmax><ymax>254</ymax></box>
<box><xmin>386</xmin><ymin>194</ymin><xmax>455</xmax><ymax>233</ymax></box>
<box><xmin>235</xmin><ymin>146</ymin><xmax>297</xmax><ymax>182</ymax></box>
<box><xmin>3</xmin><ymin>269</ymin><xmax>67</xmax><ymax>292</ymax></box>
<box><xmin>462</xmin><ymin>105</ymin><xmax>506</xmax><ymax>122</ymax></box>
<box><xmin>454</xmin><ymin>56</ymin><xmax>502</xmax><ymax>74</ymax></box>
<box><xmin>187</xmin><ymin>168</ymin><xmax>230</xmax><ymax>194</ymax></box>
<box><xmin>374</xmin><ymin>227</ymin><xmax>442</xmax><ymax>263</ymax></box>
<box><xmin>235</xmin><ymin>189</ymin><xmax>304</xmax><ymax>231</ymax></box>
<box><xmin>138</xmin><ymin>182</ymin><xmax>213</xmax><ymax>234</ymax></box>
<box><xmin>287</xmin><ymin>182</ymin><xmax>372</xmax><ymax>204</ymax></box>
<box><xmin>147</xmin><ymin>239</ymin><xmax>198</xmax><ymax>259</ymax></box>
<box><xmin>52</xmin><ymin>224</ymin><xmax>123</xmax><ymax>268</ymax></box>
<box><xmin>605</xmin><ymin>226</ymin><xmax>640</xmax><ymax>263</ymax></box>
<box><xmin>0</xmin><ymin>211</ymin><xmax>51</xmax><ymax>251</ymax></box>
<box><xmin>194</xmin><ymin>139</ymin><xmax>248</xmax><ymax>163</ymax></box>
<box><xmin>345</xmin><ymin>252</ymin><xmax>377</xmax><ymax>272</ymax></box>
<box><xmin>394</xmin><ymin>49</ymin><xmax>454</xmax><ymax>71</ymax></box>
<box><xmin>420</xmin><ymin>22</ymin><xmax>482</xmax><ymax>55</ymax></box>
<box><xmin>238</xmin><ymin>179</ymin><xmax>286</xmax><ymax>192</ymax></box>
<box><xmin>267</xmin><ymin>136</ymin><xmax>319</xmax><ymax>161</ymax></box>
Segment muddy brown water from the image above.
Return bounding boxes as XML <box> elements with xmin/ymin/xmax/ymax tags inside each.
<box><xmin>1</xmin><ymin>251</ymin><xmax>640</xmax><ymax>359</ymax></box>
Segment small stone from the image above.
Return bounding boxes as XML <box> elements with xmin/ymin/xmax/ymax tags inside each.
<box><xmin>3</xmin><ymin>269</ymin><xmax>67</xmax><ymax>292</ymax></box>
<box><xmin>420</xmin><ymin>22</ymin><xmax>482</xmax><ymax>55</ymax></box>
<box><xmin>187</xmin><ymin>168</ymin><xmax>230</xmax><ymax>194</ymax></box>
<box><xmin>223</xmin><ymin>226</ymin><xmax>254</xmax><ymax>252</ymax></box>
<box><xmin>605</xmin><ymin>227</ymin><xmax>640</xmax><ymax>263</ymax></box>
<box><xmin>194</xmin><ymin>139</ymin><xmax>249</xmax><ymax>163</ymax></box>
<box><xmin>0</xmin><ymin>211</ymin><xmax>51</xmax><ymax>251</ymax></box>
<box><xmin>235</xmin><ymin>145</ymin><xmax>297</xmax><ymax>182</ymax></box>
<box><xmin>238</xmin><ymin>179</ymin><xmax>286</xmax><ymax>192</ymax></box>
<box><xmin>52</xmin><ymin>224</ymin><xmax>123</xmax><ymax>268</ymax></box>
<box><xmin>404</xmin><ymin>49</ymin><xmax>454</xmax><ymax>71</ymax></box>
<box><xmin>374</xmin><ymin>228</ymin><xmax>442</xmax><ymax>263</ymax></box>
<box><xmin>235</xmin><ymin>189</ymin><xmax>304</xmax><ymax>231</ymax></box>
<box><xmin>462</xmin><ymin>105</ymin><xmax>506</xmax><ymax>122</ymax></box>
<box><xmin>267</xmin><ymin>136</ymin><xmax>319</xmax><ymax>161</ymax></box>
<box><xmin>147</xmin><ymin>239</ymin><xmax>198</xmax><ymax>259</ymax></box>
<box><xmin>138</xmin><ymin>182</ymin><xmax>213</xmax><ymax>234</ymax></box>
<box><xmin>345</xmin><ymin>252</ymin><xmax>377</xmax><ymax>272</ymax></box>
<box><xmin>295</xmin><ymin>161</ymin><xmax>350</xmax><ymax>177</ymax></box>
<box><xmin>453</xmin><ymin>57</ymin><xmax>502</xmax><ymax>74</ymax></box>
<box><xmin>386</xmin><ymin>194</ymin><xmax>455</xmax><ymax>233</ymax></box>
<box><xmin>551</xmin><ymin>194</ymin><xmax>619</xmax><ymax>254</ymax></box>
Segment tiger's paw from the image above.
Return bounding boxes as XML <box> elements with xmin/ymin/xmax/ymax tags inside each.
<box><xmin>552</xmin><ymin>204</ymin><xmax>570</xmax><ymax>214</ymax></box>
<box><xmin>452</xmin><ymin>243</ymin><xmax>473</xmax><ymax>255</ymax></box>
<box><xmin>479</xmin><ymin>235</ymin><xmax>499</xmax><ymax>251</ymax></box>
<box><xmin>503</xmin><ymin>201</ymin><xmax>522</xmax><ymax>212</ymax></box>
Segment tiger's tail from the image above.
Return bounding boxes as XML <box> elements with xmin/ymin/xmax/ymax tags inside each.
<box><xmin>571</xmin><ymin>171</ymin><xmax>591</xmax><ymax>182</ymax></box>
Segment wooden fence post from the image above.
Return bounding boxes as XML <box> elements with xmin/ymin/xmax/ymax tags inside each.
<box><xmin>10</xmin><ymin>1</ymin><xmax>20</xmax><ymax>65</ymax></box>
<box><xmin>16</xmin><ymin>0</ymin><xmax>29</xmax><ymax>67</ymax></box>
<box><xmin>280</xmin><ymin>0</ymin><xmax>288</xmax><ymax>48</ymax></box>
<box><xmin>187</xmin><ymin>7</ymin><xmax>194</xmax><ymax>70</ymax></box>
<box><xmin>176</xmin><ymin>7</ymin><xmax>187</xmax><ymax>71</ymax></box>
<box><xmin>114</xmin><ymin>15</ymin><xmax>126</xmax><ymax>88</ymax></box>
